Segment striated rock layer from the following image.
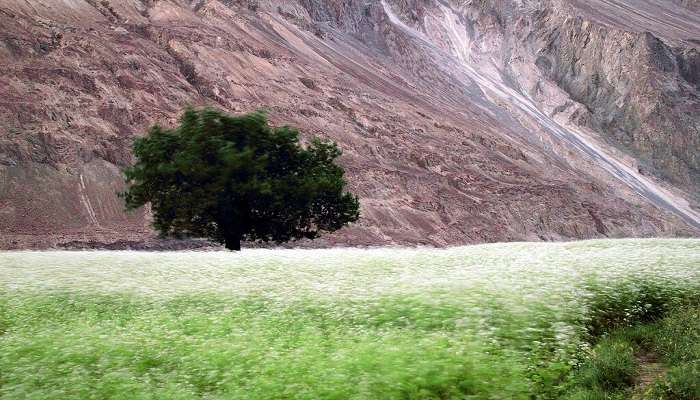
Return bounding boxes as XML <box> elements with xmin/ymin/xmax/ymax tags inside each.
<box><xmin>0</xmin><ymin>0</ymin><xmax>698</xmax><ymax>249</ymax></box>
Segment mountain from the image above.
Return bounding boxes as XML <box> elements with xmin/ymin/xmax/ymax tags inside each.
<box><xmin>1</xmin><ymin>0</ymin><xmax>699</xmax><ymax>249</ymax></box>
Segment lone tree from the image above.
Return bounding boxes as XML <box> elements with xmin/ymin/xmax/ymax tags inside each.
<box><xmin>122</xmin><ymin>108</ymin><xmax>360</xmax><ymax>250</ymax></box>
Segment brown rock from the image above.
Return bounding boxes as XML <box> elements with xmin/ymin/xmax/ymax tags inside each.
<box><xmin>0</xmin><ymin>0</ymin><xmax>698</xmax><ymax>249</ymax></box>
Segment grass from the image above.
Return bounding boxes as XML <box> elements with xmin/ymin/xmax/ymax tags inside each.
<box><xmin>0</xmin><ymin>239</ymin><xmax>699</xmax><ymax>399</ymax></box>
<box><xmin>564</xmin><ymin>306</ymin><xmax>700</xmax><ymax>400</ymax></box>
<box><xmin>647</xmin><ymin>306</ymin><xmax>700</xmax><ymax>399</ymax></box>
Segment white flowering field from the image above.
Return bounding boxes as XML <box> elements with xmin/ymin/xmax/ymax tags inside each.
<box><xmin>1</xmin><ymin>239</ymin><xmax>699</xmax><ymax>399</ymax></box>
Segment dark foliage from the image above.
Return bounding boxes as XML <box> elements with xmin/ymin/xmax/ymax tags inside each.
<box><xmin>122</xmin><ymin>108</ymin><xmax>359</xmax><ymax>250</ymax></box>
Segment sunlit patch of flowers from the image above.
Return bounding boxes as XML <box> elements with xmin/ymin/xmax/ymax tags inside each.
<box><xmin>0</xmin><ymin>239</ymin><xmax>698</xmax><ymax>399</ymax></box>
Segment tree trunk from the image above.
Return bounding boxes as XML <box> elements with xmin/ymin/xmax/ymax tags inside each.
<box><xmin>224</xmin><ymin>233</ymin><xmax>241</xmax><ymax>251</ymax></box>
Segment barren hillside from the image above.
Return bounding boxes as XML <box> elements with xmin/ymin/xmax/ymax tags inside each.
<box><xmin>0</xmin><ymin>0</ymin><xmax>698</xmax><ymax>248</ymax></box>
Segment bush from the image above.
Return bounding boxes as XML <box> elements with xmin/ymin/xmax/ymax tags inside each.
<box><xmin>649</xmin><ymin>307</ymin><xmax>700</xmax><ymax>399</ymax></box>
<box><xmin>577</xmin><ymin>339</ymin><xmax>637</xmax><ymax>391</ymax></box>
<box><xmin>651</xmin><ymin>363</ymin><xmax>700</xmax><ymax>400</ymax></box>
<box><xmin>584</xmin><ymin>279</ymin><xmax>692</xmax><ymax>339</ymax></box>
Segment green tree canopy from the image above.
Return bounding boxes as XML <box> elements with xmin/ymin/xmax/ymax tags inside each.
<box><xmin>122</xmin><ymin>108</ymin><xmax>360</xmax><ymax>250</ymax></box>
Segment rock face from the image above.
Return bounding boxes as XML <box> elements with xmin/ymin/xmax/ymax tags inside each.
<box><xmin>0</xmin><ymin>0</ymin><xmax>699</xmax><ymax>249</ymax></box>
<box><xmin>532</xmin><ymin>1</ymin><xmax>700</xmax><ymax>192</ymax></box>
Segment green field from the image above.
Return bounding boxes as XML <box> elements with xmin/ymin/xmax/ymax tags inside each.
<box><xmin>1</xmin><ymin>239</ymin><xmax>699</xmax><ymax>399</ymax></box>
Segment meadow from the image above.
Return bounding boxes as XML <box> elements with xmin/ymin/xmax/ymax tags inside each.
<box><xmin>1</xmin><ymin>239</ymin><xmax>699</xmax><ymax>399</ymax></box>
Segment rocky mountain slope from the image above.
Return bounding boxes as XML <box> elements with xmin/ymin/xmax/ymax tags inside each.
<box><xmin>0</xmin><ymin>0</ymin><xmax>698</xmax><ymax>249</ymax></box>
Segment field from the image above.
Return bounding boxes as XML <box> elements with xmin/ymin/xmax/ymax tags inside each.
<box><xmin>1</xmin><ymin>239</ymin><xmax>699</xmax><ymax>399</ymax></box>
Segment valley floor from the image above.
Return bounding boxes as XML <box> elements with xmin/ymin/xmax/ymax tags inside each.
<box><xmin>0</xmin><ymin>239</ymin><xmax>699</xmax><ymax>399</ymax></box>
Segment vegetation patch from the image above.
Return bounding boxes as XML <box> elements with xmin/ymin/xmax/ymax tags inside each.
<box><xmin>564</xmin><ymin>305</ymin><xmax>700</xmax><ymax>399</ymax></box>
<box><xmin>0</xmin><ymin>239</ymin><xmax>699</xmax><ymax>399</ymax></box>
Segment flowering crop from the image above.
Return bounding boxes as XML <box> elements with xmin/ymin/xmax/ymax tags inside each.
<box><xmin>0</xmin><ymin>239</ymin><xmax>698</xmax><ymax>399</ymax></box>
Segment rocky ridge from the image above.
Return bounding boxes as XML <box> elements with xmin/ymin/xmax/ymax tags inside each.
<box><xmin>0</xmin><ymin>0</ymin><xmax>698</xmax><ymax>249</ymax></box>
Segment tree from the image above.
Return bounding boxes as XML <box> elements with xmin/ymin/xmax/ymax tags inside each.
<box><xmin>122</xmin><ymin>108</ymin><xmax>360</xmax><ymax>250</ymax></box>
